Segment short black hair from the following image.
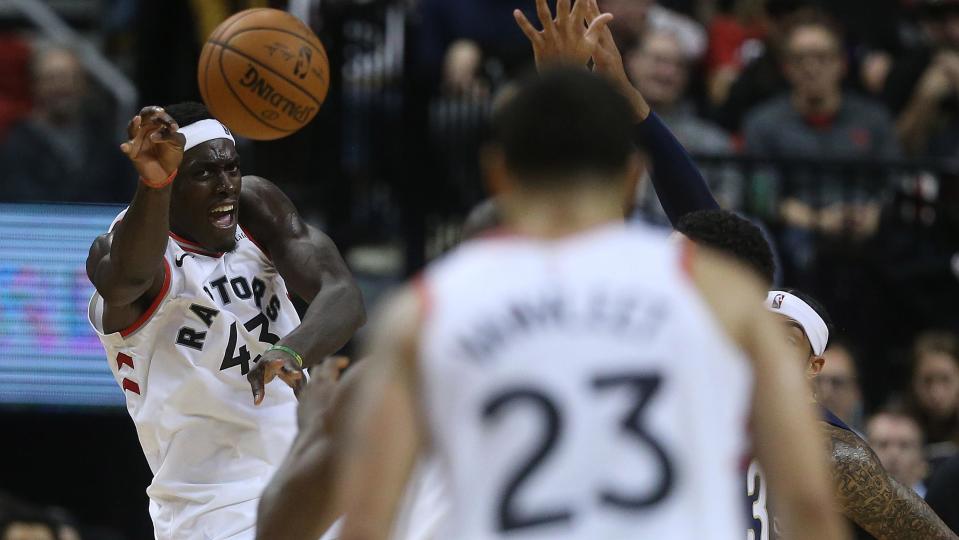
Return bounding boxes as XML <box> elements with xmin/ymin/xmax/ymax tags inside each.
<box><xmin>164</xmin><ymin>101</ymin><xmax>212</xmax><ymax>128</ymax></box>
<box><xmin>780</xmin><ymin>287</ymin><xmax>835</xmax><ymax>349</ymax></box>
<box><xmin>491</xmin><ymin>68</ymin><xmax>636</xmax><ymax>185</ymax></box>
<box><xmin>675</xmin><ymin>209</ymin><xmax>776</xmax><ymax>286</ymax></box>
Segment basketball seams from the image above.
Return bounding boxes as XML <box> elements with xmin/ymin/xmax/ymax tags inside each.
<box><xmin>201</xmin><ymin>8</ymin><xmax>273</xmax><ymax>122</ymax></box>
<box><xmin>209</xmin><ymin>40</ymin><xmax>326</xmax><ymax>107</ymax></box>
<box><xmin>215</xmin><ymin>43</ymin><xmax>295</xmax><ymax>136</ymax></box>
<box><xmin>225</xmin><ymin>25</ymin><xmax>326</xmax><ymax>53</ymax></box>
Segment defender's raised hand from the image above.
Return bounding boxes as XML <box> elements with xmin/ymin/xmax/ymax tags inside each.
<box><xmin>120</xmin><ymin>106</ymin><xmax>185</xmax><ymax>187</ymax></box>
<box><xmin>514</xmin><ymin>0</ymin><xmax>613</xmax><ymax>68</ymax></box>
<box><xmin>585</xmin><ymin>0</ymin><xmax>650</xmax><ymax>120</ymax></box>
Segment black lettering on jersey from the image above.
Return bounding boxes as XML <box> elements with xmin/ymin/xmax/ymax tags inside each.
<box><xmin>203</xmin><ymin>286</ymin><xmax>215</xmax><ymax>301</ymax></box>
<box><xmin>220</xmin><ymin>322</ymin><xmax>253</xmax><ymax>375</ymax></box>
<box><xmin>230</xmin><ymin>277</ymin><xmax>252</xmax><ymax>299</ymax></box>
<box><xmin>176</xmin><ymin>326</ymin><xmax>207</xmax><ymax>351</ymax></box>
<box><xmin>175</xmin><ymin>253</ymin><xmax>194</xmax><ymax>267</ymax></box>
<box><xmin>244</xmin><ymin>312</ymin><xmax>280</xmax><ymax>346</ymax></box>
<box><xmin>189</xmin><ymin>303</ymin><xmax>220</xmax><ymax>328</ymax></box>
<box><xmin>251</xmin><ymin>277</ymin><xmax>266</xmax><ymax>308</ymax></box>
<box><xmin>265</xmin><ymin>294</ymin><xmax>280</xmax><ymax>321</ymax></box>
<box><xmin>210</xmin><ymin>276</ymin><xmax>231</xmax><ymax>304</ymax></box>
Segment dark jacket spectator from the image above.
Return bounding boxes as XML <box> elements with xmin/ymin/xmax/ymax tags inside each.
<box><xmin>908</xmin><ymin>331</ymin><xmax>959</xmax><ymax>465</ymax></box>
<box><xmin>925</xmin><ymin>453</ymin><xmax>959</xmax><ymax>532</ymax></box>
<box><xmin>0</xmin><ymin>44</ymin><xmax>132</xmax><ymax>203</ymax></box>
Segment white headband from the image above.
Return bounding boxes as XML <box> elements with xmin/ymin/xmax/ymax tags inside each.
<box><xmin>765</xmin><ymin>291</ymin><xmax>829</xmax><ymax>356</ymax></box>
<box><xmin>179</xmin><ymin>119</ymin><xmax>236</xmax><ymax>151</ymax></box>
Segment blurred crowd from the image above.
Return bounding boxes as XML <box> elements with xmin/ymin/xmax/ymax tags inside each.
<box><xmin>0</xmin><ymin>495</ymin><xmax>82</xmax><ymax>540</ymax></box>
<box><xmin>2</xmin><ymin>0</ymin><xmax>959</xmax><ymax>537</ymax></box>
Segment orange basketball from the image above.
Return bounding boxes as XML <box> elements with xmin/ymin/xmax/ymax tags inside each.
<box><xmin>198</xmin><ymin>8</ymin><xmax>330</xmax><ymax>141</ymax></box>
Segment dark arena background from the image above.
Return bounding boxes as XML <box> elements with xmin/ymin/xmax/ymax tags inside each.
<box><xmin>2</xmin><ymin>0</ymin><xmax>959</xmax><ymax>538</ymax></box>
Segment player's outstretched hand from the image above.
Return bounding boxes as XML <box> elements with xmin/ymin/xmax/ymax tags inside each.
<box><xmin>249</xmin><ymin>347</ymin><xmax>306</xmax><ymax>405</ymax></box>
<box><xmin>295</xmin><ymin>356</ymin><xmax>350</xmax><ymax>429</ymax></box>
<box><xmin>514</xmin><ymin>0</ymin><xmax>613</xmax><ymax>69</ymax></box>
<box><xmin>120</xmin><ymin>106</ymin><xmax>185</xmax><ymax>186</ymax></box>
<box><xmin>584</xmin><ymin>0</ymin><xmax>650</xmax><ymax>120</ymax></box>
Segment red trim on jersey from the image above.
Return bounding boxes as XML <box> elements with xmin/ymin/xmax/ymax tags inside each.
<box><xmin>240</xmin><ymin>225</ymin><xmax>271</xmax><ymax>260</ymax></box>
<box><xmin>120</xmin><ymin>259</ymin><xmax>172</xmax><ymax>338</ymax></box>
<box><xmin>680</xmin><ymin>240</ymin><xmax>696</xmax><ymax>278</ymax></box>
<box><xmin>116</xmin><ymin>352</ymin><xmax>134</xmax><ymax>370</ymax></box>
<box><xmin>168</xmin><ymin>231</ymin><xmax>224</xmax><ymax>258</ymax></box>
<box><xmin>122</xmin><ymin>378</ymin><xmax>141</xmax><ymax>395</ymax></box>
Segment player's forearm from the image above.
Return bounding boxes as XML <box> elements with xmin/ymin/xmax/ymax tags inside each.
<box><xmin>280</xmin><ymin>279</ymin><xmax>365</xmax><ymax>368</ymax></box>
<box><xmin>633</xmin><ymin>112</ymin><xmax>720</xmax><ymax>226</ymax></box>
<box><xmin>828</xmin><ymin>426</ymin><xmax>958</xmax><ymax>540</ymax></box>
<box><xmin>100</xmin><ymin>182</ymin><xmax>171</xmax><ymax>302</ymax></box>
<box><xmin>256</xmin><ymin>436</ymin><xmax>341</xmax><ymax>540</ymax></box>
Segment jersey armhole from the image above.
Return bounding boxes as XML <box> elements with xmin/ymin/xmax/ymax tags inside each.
<box><xmin>240</xmin><ymin>225</ymin><xmax>272</xmax><ymax>262</ymax></box>
<box><xmin>119</xmin><ymin>259</ymin><xmax>172</xmax><ymax>338</ymax></box>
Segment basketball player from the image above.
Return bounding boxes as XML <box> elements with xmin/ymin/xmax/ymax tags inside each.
<box><xmin>329</xmin><ymin>68</ymin><xmax>845</xmax><ymax>540</ymax></box>
<box><xmin>516</xmin><ymin>4</ymin><xmax>958</xmax><ymax>539</ymax></box>
<box><xmin>750</xmin><ymin>289</ymin><xmax>957</xmax><ymax>540</ymax></box>
<box><xmin>86</xmin><ymin>102</ymin><xmax>365</xmax><ymax>539</ymax></box>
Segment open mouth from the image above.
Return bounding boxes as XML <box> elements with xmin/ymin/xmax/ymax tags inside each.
<box><xmin>208</xmin><ymin>202</ymin><xmax>236</xmax><ymax>229</ymax></box>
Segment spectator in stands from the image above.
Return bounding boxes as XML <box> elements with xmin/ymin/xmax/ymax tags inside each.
<box><xmin>743</xmin><ymin>9</ymin><xmax>900</xmax><ymax>270</ymax></box>
<box><xmin>866</xmin><ymin>407</ymin><xmax>929</xmax><ymax>496</ymax></box>
<box><xmin>627</xmin><ymin>29</ymin><xmax>731</xmax><ymax>154</ymax></box>
<box><xmin>925</xmin><ymin>453</ymin><xmax>959</xmax><ymax>533</ymax></box>
<box><xmin>705</xmin><ymin>0</ymin><xmax>769</xmax><ymax>108</ymax></box>
<box><xmin>883</xmin><ymin>0</ymin><xmax>959</xmax><ymax>157</ymax></box>
<box><xmin>417</xmin><ymin>0</ymin><xmax>539</xmax><ymax>96</ymax></box>
<box><xmin>0</xmin><ymin>506</ymin><xmax>57</xmax><ymax>540</ymax></box>
<box><xmin>0</xmin><ymin>43</ymin><xmax>131</xmax><ymax>203</ymax></box>
<box><xmin>713</xmin><ymin>0</ymin><xmax>804</xmax><ymax>132</ymax></box>
<box><xmin>599</xmin><ymin>0</ymin><xmax>706</xmax><ymax>60</ymax></box>
<box><xmin>909</xmin><ymin>331</ymin><xmax>959</xmax><ymax>466</ymax></box>
<box><xmin>816</xmin><ymin>341</ymin><xmax>863</xmax><ymax>430</ymax></box>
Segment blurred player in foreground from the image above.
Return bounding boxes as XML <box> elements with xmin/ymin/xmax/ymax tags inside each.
<box><xmin>86</xmin><ymin>103</ymin><xmax>364</xmax><ymax>539</ymax></box>
<box><xmin>334</xmin><ymin>66</ymin><xmax>844</xmax><ymax>540</ymax></box>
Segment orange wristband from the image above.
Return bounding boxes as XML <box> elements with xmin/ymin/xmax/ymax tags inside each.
<box><xmin>141</xmin><ymin>168</ymin><xmax>177</xmax><ymax>189</ymax></box>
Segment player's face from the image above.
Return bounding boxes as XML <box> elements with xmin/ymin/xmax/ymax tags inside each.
<box><xmin>170</xmin><ymin>139</ymin><xmax>242</xmax><ymax>253</ymax></box>
<box><xmin>775</xmin><ymin>314</ymin><xmax>823</xmax><ymax>379</ymax></box>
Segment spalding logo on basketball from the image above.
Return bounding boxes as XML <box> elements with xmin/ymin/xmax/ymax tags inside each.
<box><xmin>198</xmin><ymin>8</ymin><xmax>331</xmax><ymax>141</ymax></box>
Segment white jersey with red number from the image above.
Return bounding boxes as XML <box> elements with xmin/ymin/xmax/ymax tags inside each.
<box><xmin>417</xmin><ymin>223</ymin><xmax>753</xmax><ymax>540</ymax></box>
<box><xmin>88</xmin><ymin>210</ymin><xmax>302</xmax><ymax>540</ymax></box>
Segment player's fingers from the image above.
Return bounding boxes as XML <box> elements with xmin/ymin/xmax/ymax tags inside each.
<box><xmin>514</xmin><ymin>9</ymin><xmax>541</xmax><ymax>43</ymax></box>
<box><xmin>557</xmin><ymin>0</ymin><xmax>571</xmax><ymax>27</ymax></box>
<box><xmin>248</xmin><ymin>363</ymin><xmax>266</xmax><ymax>405</ymax></box>
<box><xmin>585</xmin><ymin>13</ymin><xmax>614</xmax><ymax>43</ymax></box>
<box><xmin>292</xmin><ymin>375</ymin><xmax>305</xmax><ymax>399</ymax></box>
<box><xmin>570</xmin><ymin>0</ymin><xmax>588</xmax><ymax>29</ymax></box>
<box><xmin>535</xmin><ymin>0</ymin><xmax>554</xmax><ymax>34</ymax></box>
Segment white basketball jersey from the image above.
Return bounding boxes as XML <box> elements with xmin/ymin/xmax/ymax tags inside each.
<box><xmin>88</xmin><ymin>211</ymin><xmax>301</xmax><ymax>540</ymax></box>
<box><xmin>417</xmin><ymin>223</ymin><xmax>753</xmax><ymax>540</ymax></box>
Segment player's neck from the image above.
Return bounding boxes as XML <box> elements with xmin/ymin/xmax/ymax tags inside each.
<box><xmin>500</xmin><ymin>187</ymin><xmax>625</xmax><ymax>239</ymax></box>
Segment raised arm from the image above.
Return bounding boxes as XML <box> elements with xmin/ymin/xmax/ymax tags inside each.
<box><xmin>826</xmin><ymin>424</ymin><xmax>958</xmax><ymax>540</ymax></box>
<box><xmin>240</xmin><ymin>176</ymin><xmax>366</xmax><ymax>404</ymax></box>
<box><xmin>85</xmin><ymin>107</ymin><xmax>184</xmax><ymax>333</ymax></box>
<box><xmin>514</xmin><ymin>0</ymin><xmax>718</xmax><ymax>227</ymax></box>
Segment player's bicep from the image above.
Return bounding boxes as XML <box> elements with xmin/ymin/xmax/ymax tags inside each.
<box><xmin>87</xmin><ymin>233</ymin><xmax>163</xmax><ymax>307</ymax></box>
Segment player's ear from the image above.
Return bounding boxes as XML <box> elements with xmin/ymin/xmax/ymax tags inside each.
<box><xmin>807</xmin><ymin>355</ymin><xmax>825</xmax><ymax>378</ymax></box>
<box><xmin>480</xmin><ymin>144</ymin><xmax>512</xmax><ymax>196</ymax></box>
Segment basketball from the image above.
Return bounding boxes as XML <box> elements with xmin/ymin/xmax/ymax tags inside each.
<box><xmin>198</xmin><ymin>8</ymin><xmax>330</xmax><ymax>141</ymax></box>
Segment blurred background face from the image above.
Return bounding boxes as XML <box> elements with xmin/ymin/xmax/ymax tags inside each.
<box><xmin>1</xmin><ymin>523</ymin><xmax>56</xmax><ymax>540</ymax></box>
<box><xmin>866</xmin><ymin>413</ymin><xmax>927</xmax><ymax>489</ymax></box>
<box><xmin>816</xmin><ymin>345</ymin><xmax>861</xmax><ymax>423</ymax></box>
<box><xmin>599</xmin><ymin>0</ymin><xmax>654</xmax><ymax>39</ymax></box>
<box><xmin>32</xmin><ymin>48</ymin><xmax>86</xmax><ymax>122</ymax></box>
<box><xmin>783</xmin><ymin>25</ymin><xmax>844</xmax><ymax>99</ymax></box>
<box><xmin>913</xmin><ymin>352</ymin><xmax>959</xmax><ymax>420</ymax></box>
<box><xmin>627</xmin><ymin>32</ymin><xmax>687</xmax><ymax>108</ymax></box>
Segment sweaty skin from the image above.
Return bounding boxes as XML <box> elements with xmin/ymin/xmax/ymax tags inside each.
<box><xmin>826</xmin><ymin>424</ymin><xmax>957</xmax><ymax>540</ymax></box>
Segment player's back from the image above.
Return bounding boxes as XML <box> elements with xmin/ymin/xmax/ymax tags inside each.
<box><xmin>417</xmin><ymin>222</ymin><xmax>753</xmax><ymax>540</ymax></box>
